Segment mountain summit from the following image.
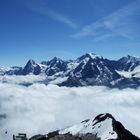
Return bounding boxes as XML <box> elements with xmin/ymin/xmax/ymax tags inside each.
<box><xmin>61</xmin><ymin>53</ymin><xmax>121</xmax><ymax>87</ymax></box>
<box><xmin>77</xmin><ymin>53</ymin><xmax>102</xmax><ymax>62</ymax></box>
<box><xmin>28</xmin><ymin>113</ymin><xmax>140</xmax><ymax>140</ymax></box>
<box><xmin>116</xmin><ymin>55</ymin><xmax>140</xmax><ymax>71</ymax></box>
<box><xmin>22</xmin><ymin>59</ymin><xmax>42</xmax><ymax>75</ymax></box>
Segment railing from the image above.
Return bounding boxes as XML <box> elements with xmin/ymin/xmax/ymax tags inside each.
<box><xmin>13</xmin><ymin>133</ymin><xmax>28</xmax><ymax>140</ymax></box>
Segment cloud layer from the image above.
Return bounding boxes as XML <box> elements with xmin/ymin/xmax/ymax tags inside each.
<box><xmin>0</xmin><ymin>82</ymin><xmax>140</xmax><ymax>139</ymax></box>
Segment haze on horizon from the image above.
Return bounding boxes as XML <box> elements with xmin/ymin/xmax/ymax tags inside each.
<box><xmin>1</xmin><ymin>0</ymin><xmax>140</xmax><ymax>66</ymax></box>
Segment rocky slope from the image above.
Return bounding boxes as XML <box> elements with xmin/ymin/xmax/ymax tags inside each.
<box><xmin>28</xmin><ymin>113</ymin><xmax>140</xmax><ymax>140</ymax></box>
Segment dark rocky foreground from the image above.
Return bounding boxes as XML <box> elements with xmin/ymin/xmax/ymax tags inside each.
<box><xmin>29</xmin><ymin>133</ymin><xmax>100</xmax><ymax>140</ymax></box>
<box><xmin>113</xmin><ymin>120</ymin><xmax>140</xmax><ymax>140</ymax></box>
<box><xmin>14</xmin><ymin>113</ymin><xmax>140</xmax><ymax>140</ymax></box>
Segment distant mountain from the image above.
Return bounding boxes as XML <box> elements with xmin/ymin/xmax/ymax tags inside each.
<box><xmin>0</xmin><ymin>53</ymin><xmax>140</xmax><ymax>88</ymax></box>
<box><xmin>22</xmin><ymin>59</ymin><xmax>42</xmax><ymax>75</ymax></box>
<box><xmin>60</xmin><ymin>53</ymin><xmax>121</xmax><ymax>87</ymax></box>
<box><xmin>45</xmin><ymin>57</ymin><xmax>68</xmax><ymax>76</ymax></box>
<box><xmin>111</xmin><ymin>55</ymin><xmax>140</xmax><ymax>71</ymax></box>
<box><xmin>28</xmin><ymin>113</ymin><xmax>140</xmax><ymax>140</ymax></box>
<box><xmin>0</xmin><ymin>66</ymin><xmax>22</xmax><ymax>76</ymax></box>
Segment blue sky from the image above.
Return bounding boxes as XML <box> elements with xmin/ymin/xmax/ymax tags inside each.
<box><xmin>0</xmin><ymin>0</ymin><xmax>140</xmax><ymax>66</ymax></box>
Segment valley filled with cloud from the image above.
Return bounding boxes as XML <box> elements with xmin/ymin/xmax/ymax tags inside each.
<box><xmin>0</xmin><ymin>78</ymin><xmax>140</xmax><ymax>140</ymax></box>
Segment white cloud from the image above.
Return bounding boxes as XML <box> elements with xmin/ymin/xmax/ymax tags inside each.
<box><xmin>24</xmin><ymin>0</ymin><xmax>77</xmax><ymax>29</ymax></box>
<box><xmin>0</xmin><ymin>75</ymin><xmax>47</xmax><ymax>85</ymax></box>
<box><xmin>0</xmin><ymin>82</ymin><xmax>140</xmax><ymax>139</ymax></box>
<box><xmin>46</xmin><ymin>9</ymin><xmax>77</xmax><ymax>29</ymax></box>
<box><xmin>71</xmin><ymin>0</ymin><xmax>140</xmax><ymax>39</ymax></box>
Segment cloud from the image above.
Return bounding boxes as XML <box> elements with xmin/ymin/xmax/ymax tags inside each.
<box><xmin>46</xmin><ymin>9</ymin><xmax>77</xmax><ymax>29</ymax></box>
<box><xmin>71</xmin><ymin>0</ymin><xmax>140</xmax><ymax>40</ymax></box>
<box><xmin>24</xmin><ymin>0</ymin><xmax>77</xmax><ymax>29</ymax></box>
<box><xmin>0</xmin><ymin>81</ymin><xmax>140</xmax><ymax>139</ymax></box>
<box><xmin>0</xmin><ymin>75</ymin><xmax>47</xmax><ymax>85</ymax></box>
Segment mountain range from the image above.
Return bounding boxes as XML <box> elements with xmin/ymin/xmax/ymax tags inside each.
<box><xmin>28</xmin><ymin>113</ymin><xmax>140</xmax><ymax>140</ymax></box>
<box><xmin>1</xmin><ymin>53</ymin><xmax>140</xmax><ymax>88</ymax></box>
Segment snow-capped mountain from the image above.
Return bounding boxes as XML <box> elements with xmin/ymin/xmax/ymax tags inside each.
<box><xmin>45</xmin><ymin>57</ymin><xmax>68</xmax><ymax>76</ymax></box>
<box><xmin>29</xmin><ymin>113</ymin><xmax>140</xmax><ymax>140</ymax></box>
<box><xmin>117</xmin><ymin>55</ymin><xmax>140</xmax><ymax>71</ymax></box>
<box><xmin>0</xmin><ymin>67</ymin><xmax>11</xmax><ymax>75</ymax></box>
<box><xmin>0</xmin><ymin>66</ymin><xmax>22</xmax><ymax>76</ymax></box>
<box><xmin>60</xmin><ymin>113</ymin><xmax>140</xmax><ymax>140</ymax></box>
<box><xmin>22</xmin><ymin>59</ymin><xmax>46</xmax><ymax>75</ymax></box>
<box><xmin>59</xmin><ymin>113</ymin><xmax>117</xmax><ymax>139</ymax></box>
<box><xmin>0</xmin><ymin>53</ymin><xmax>140</xmax><ymax>88</ymax></box>
<box><xmin>60</xmin><ymin>53</ymin><xmax>121</xmax><ymax>87</ymax></box>
<box><xmin>115</xmin><ymin>56</ymin><xmax>140</xmax><ymax>79</ymax></box>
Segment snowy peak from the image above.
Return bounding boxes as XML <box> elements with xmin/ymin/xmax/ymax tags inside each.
<box><xmin>119</xmin><ymin>55</ymin><xmax>140</xmax><ymax>64</ymax></box>
<box><xmin>87</xmin><ymin>52</ymin><xmax>102</xmax><ymax>59</ymax></box>
<box><xmin>28</xmin><ymin>113</ymin><xmax>140</xmax><ymax>140</ymax></box>
<box><xmin>45</xmin><ymin>57</ymin><xmax>68</xmax><ymax>76</ymax></box>
<box><xmin>59</xmin><ymin>113</ymin><xmax>117</xmax><ymax>140</ymax></box>
<box><xmin>59</xmin><ymin>113</ymin><xmax>140</xmax><ymax>140</ymax></box>
<box><xmin>93</xmin><ymin>113</ymin><xmax>115</xmax><ymax>124</ymax></box>
<box><xmin>61</xmin><ymin>54</ymin><xmax>121</xmax><ymax>87</ymax></box>
<box><xmin>27</xmin><ymin>59</ymin><xmax>37</xmax><ymax>66</ymax></box>
<box><xmin>77</xmin><ymin>53</ymin><xmax>102</xmax><ymax>62</ymax></box>
<box><xmin>117</xmin><ymin>55</ymin><xmax>140</xmax><ymax>71</ymax></box>
<box><xmin>48</xmin><ymin>57</ymin><xmax>64</xmax><ymax>66</ymax></box>
<box><xmin>22</xmin><ymin>59</ymin><xmax>42</xmax><ymax>75</ymax></box>
<box><xmin>24</xmin><ymin>59</ymin><xmax>38</xmax><ymax>70</ymax></box>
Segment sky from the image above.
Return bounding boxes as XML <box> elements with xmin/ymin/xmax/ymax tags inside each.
<box><xmin>0</xmin><ymin>0</ymin><xmax>140</xmax><ymax>66</ymax></box>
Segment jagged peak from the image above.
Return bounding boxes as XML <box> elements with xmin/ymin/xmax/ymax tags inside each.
<box><xmin>127</xmin><ymin>55</ymin><xmax>134</xmax><ymax>58</ymax></box>
<box><xmin>27</xmin><ymin>59</ymin><xmax>36</xmax><ymax>65</ymax></box>
<box><xmin>48</xmin><ymin>57</ymin><xmax>64</xmax><ymax>65</ymax></box>
<box><xmin>59</xmin><ymin>113</ymin><xmax>140</xmax><ymax>140</ymax></box>
<box><xmin>51</xmin><ymin>57</ymin><xmax>62</xmax><ymax>61</ymax></box>
<box><xmin>40</xmin><ymin>61</ymin><xmax>48</xmax><ymax>65</ymax></box>
<box><xmin>121</xmin><ymin>55</ymin><xmax>138</xmax><ymax>60</ymax></box>
<box><xmin>126</xmin><ymin>55</ymin><xmax>137</xmax><ymax>60</ymax></box>
<box><xmin>93</xmin><ymin>113</ymin><xmax>115</xmax><ymax>122</ymax></box>
<box><xmin>87</xmin><ymin>52</ymin><xmax>101</xmax><ymax>59</ymax></box>
<box><xmin>77</xmin><ymin>52</ymin><xmax>102</xmax><ymax>62</ymax></box>
<box><xmin>119</xmin><ymin>55</ymin><xmax>140</xmax><ymax>63</ymax></box>
<box><xmin>59</xmin><ymin>113</ymin><xmax>117</xmax><ymax>139</ymax></box>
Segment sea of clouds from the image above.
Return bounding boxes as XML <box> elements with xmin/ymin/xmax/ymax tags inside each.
<box><xmin>0</xmin><ymin>79</ymin><xmax>140</xmax><ymax>139</ymax></box>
